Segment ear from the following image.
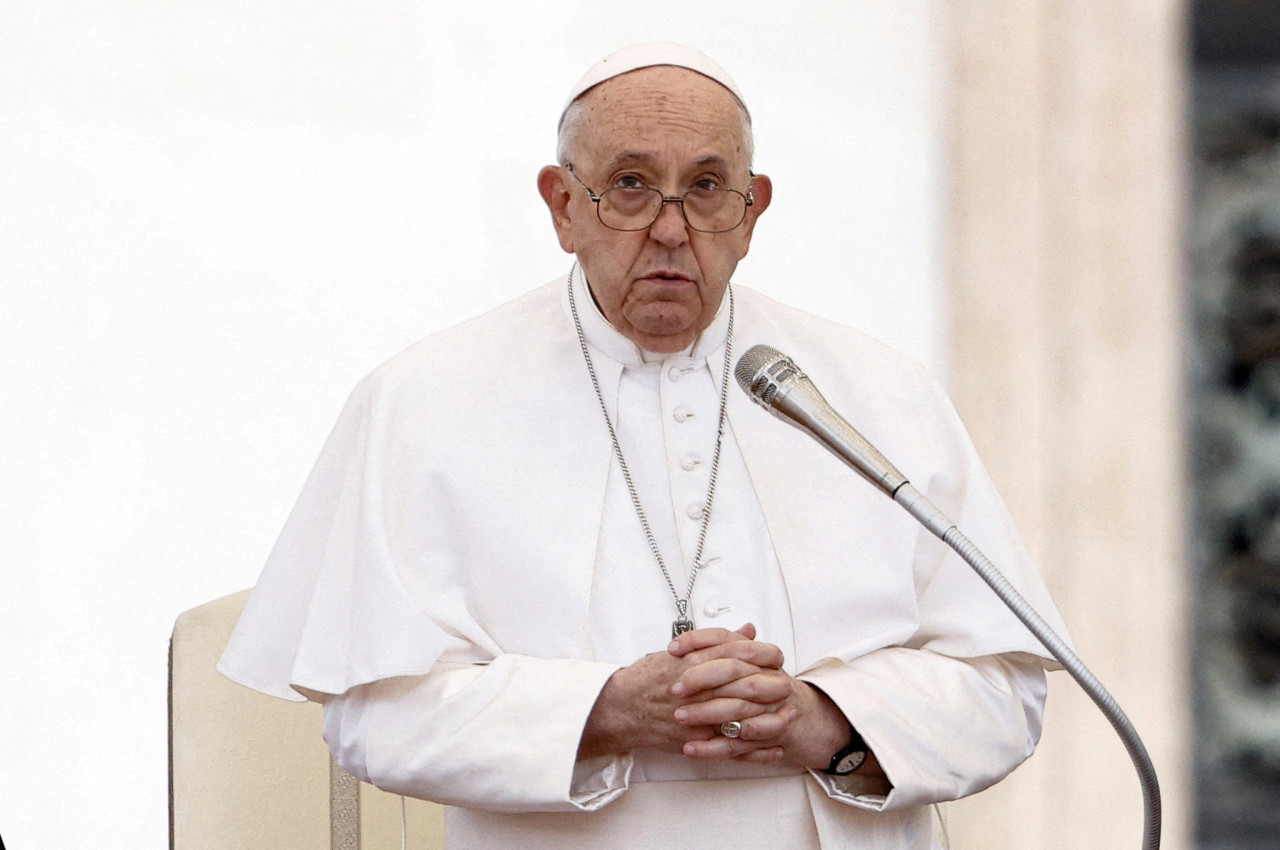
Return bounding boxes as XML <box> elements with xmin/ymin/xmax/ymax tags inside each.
<box><xmin>736</xmin><ymin>173</ymin><xmax>772</xmax><ymax>259</ymax></box>
<box><xmin>537</xmin><ymin>165</ymin><xmax>576</xmax><ymax>254</ymax></box>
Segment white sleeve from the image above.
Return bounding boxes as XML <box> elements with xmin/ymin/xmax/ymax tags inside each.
<box><xmin>322</xmin><ymin>655</ymin><xmax>635</xmax><ymax>813</ymax></box>
<box><xmin>799</xmin><ymin>649</ymin><xmax>1047</xmax><ymax>811</ymax></box>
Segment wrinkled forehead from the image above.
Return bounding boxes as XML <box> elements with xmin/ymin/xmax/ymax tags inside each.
<box><xmin>559</xmin><ymin>42</ymin><xmax>749</xmax><ymax>129</ymax></box>
<box><xmin>572</xmin><ymin>67</ymin><xmax>751</xmax><ymax>171</ymax></box>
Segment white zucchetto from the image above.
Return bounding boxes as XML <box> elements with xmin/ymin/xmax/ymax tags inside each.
<box><xmin>559</xmin><ymin>42</ymin><xmax>749</xmax><ymax>127</ymax></box>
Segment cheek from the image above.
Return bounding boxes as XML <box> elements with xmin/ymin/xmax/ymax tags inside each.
<box><xmin>693</xmin><ymin>242</ymin><xmax>742</xmax><ymax>285</ymax></box>
<box><xmin>584</xmin><ymin>239</ymin><xmax>646</xmax><ymax>296</ymax></box>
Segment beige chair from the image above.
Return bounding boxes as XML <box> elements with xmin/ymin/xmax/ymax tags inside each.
<box><xmin>169</xmin><ymin>590</ymin><xmax>445</xmax><ymax>849</ymax></box>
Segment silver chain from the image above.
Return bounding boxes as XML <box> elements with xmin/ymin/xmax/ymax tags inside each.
<box><xmin>567</xmin><ymin>262</ymin><xmax>733</xmax><ymax>635</ymax></box>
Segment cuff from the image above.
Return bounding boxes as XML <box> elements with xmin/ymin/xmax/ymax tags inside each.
<box><xmin>806</xmin><ymin>769</ymin><xmax>893</xmax><ymax>811</ymax></box>
<box><xmin>569</xmin><ymin>752</ymin><xmax>635</xmax><ymax>810</ymax></box>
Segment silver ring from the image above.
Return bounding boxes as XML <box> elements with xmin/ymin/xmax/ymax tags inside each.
<box><xmin>720</xmin><ymin>721</ymin><xmax>743</xmax><ymax>739</ymax></box>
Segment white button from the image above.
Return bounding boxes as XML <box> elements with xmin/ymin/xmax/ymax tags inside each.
<box><xmin>687</xmin><ymin>503</ymin><xmax>705</xmax><ymax>520</ymax></box>
<box><xmin>668</xmin><ymin>366</ymin><xmax>683</xmax><ymax>382</ymax></box>
<box><xmin>703</xmin><ymin>602</ymin><xmax>732</xmax><ymax>618</ymax></box>
<box><xmin>673</xmin><ymin>407</ymin><xmax>693</xmax><ymax>422</ymax></box>
<box><xmin>680</xmin><ymin>455</ymin><xmax>703</xmax><ymax>472</ymax></box>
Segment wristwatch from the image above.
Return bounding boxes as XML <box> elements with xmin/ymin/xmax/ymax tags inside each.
<box><xmin>823</xmin><ymin>726</ymin><xmax>869</xmax><ymax>776</ymax></box>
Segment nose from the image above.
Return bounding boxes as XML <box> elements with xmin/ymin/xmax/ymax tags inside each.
<box><xmin>648</xmin><ymin>198</ymin><xmax>691</xmax><ymax>247</ymax></box>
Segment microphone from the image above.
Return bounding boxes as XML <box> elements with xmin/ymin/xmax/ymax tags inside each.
<box><xmin>733</xmin><ymin>344</ymin><xmax>949</xmax><ymax>536</ymax></box>
<box><xmin>733</xmin><ymin>343</ymin><xmax>1162</xmax><ymax>850</ymax></box>
<box><xmin>734</xmin><ymin>344</ymin><xmax>908</xmax><ymax>498</ymax></box>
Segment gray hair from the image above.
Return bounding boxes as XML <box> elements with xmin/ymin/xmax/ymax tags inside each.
<box><xmin>556</xmin><ymin>93</ymin><xmax>755</xmax><ymax>171</ymax></box>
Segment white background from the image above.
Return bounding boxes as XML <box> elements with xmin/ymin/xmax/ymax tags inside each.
<box><xmin>0</xmin><ymin>2</ymin><xmax>943</xmax><ymax>845</ymax></box>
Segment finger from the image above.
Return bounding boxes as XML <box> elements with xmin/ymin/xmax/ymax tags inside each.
<box><xmin>682</xmin><ymin>670</ymin><xmax>795</xmax><ymax>706</ymax></box>
<box><xmin>735</xmin><ymin>622</ymin><xmax>757</xmax><ymax>640</ymax></box>
<box><xmin>682</xmin><ymin>704</ymin><xmax>800</xmax><ymax>744</ymax></box>
<box><xmin>682</xmin><ymin>735</ymin><xmax>775</xmax><ymax>760</ymax></box>
<box><xmin>667</xmin><ymin>626</ymin><xmax>755</xmax><ymax>658</ymax></box>
<box><xmin>681</xmin><ymin>724</ymin><xmax>797</xmax><ymax>761</ymax></box>
<box><xmin>735</xmin><ymin>705</ymin><xmax>798</xmax><ymax>740</ymax></box>
<box><xmin>677</xmin><ymin>638</ymin><xmax>785</xmax><ymax>672</ymax></box>
<box><xmin>670</xmin><ymin>658</ymin><xmax>757</xmax><ymax>697</ymax></box>
<box><xmin>672</xmin><ymin>696</ymin><xmax>784</xmax><ymax>726</ymax></box>
<box><xmin>674</xmin><ymin>659</ymin><xmax>790</xmax><ymax>699</ymax></box>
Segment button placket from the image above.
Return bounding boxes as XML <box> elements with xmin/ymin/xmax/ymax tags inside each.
<box><xmin>660</xmin><ymin>358</ymin><xmax>718</xmax><ymax>558</ymax></box>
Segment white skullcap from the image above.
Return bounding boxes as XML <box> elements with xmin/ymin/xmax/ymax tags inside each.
<box><xmin>559</xmin><ymin>43</ymin><xmax>748</xmax><ymax>128</ymax></box>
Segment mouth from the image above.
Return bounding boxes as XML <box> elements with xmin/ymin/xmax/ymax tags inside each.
<box><xmin>641</xmin><ymin>270</ymin><xmax>695</xmax><ymax>286</ymax></box>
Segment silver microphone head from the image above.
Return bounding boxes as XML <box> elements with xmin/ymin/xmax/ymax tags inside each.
<box><xmin>734</xmin><ymin>344</ymin><xmax>805</xmax><ymax>408</ymax></box>
<box><xmin>734</xmin><ymin>343</ymin><xmax>909</xmax><ymax>496</ymax></box>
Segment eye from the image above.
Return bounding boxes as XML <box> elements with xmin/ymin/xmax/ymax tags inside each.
<box><xmin>613</xmin><ymin>174</ymin><xmax>649</xmax><ymax>191</ymax></box>
<box><xmin>692</xmin><ymin>176</ymin><xmax>723</xmax><ymax>192</ymax></box>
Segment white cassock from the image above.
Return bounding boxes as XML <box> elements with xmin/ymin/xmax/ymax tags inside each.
<box><xmin>219</xmin><ymin>270</ymin><xmax>1069</xmax><ymax>849</ymax></box>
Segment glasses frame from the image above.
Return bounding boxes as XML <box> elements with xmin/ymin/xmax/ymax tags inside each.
<box><xmin>564</xmin><ymin>163</ymin><xmax>754</xmax><ymax>233</ymax></box>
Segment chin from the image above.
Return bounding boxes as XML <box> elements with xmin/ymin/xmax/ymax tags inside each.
<box><xmin>627</xmin><ymin>310</ymin><xmax>701</xmax><ymax>344</ymax></box>
<box><xmin>640</xmin><ymin>336</ymin><xmax>696</xmax><ymax>354</ymax></box>
<box><xmin>617</xmin><ymin>316</ymin><xmax>683</xmax><ymax>348</ymax></box>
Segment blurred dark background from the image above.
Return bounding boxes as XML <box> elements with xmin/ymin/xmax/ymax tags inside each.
<box><xmin>1191</xmin><ymin>1</ymin><xmax>1280</xmax><ymax>847</ymax></box>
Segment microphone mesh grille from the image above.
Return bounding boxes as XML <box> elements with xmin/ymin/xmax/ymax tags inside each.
<box><xmin>734</xmin><ymin>344</ymin><xmax>785</xmax><ymax>394</ymax></box>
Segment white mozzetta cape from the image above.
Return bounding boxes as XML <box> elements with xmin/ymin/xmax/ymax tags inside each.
<box><xmin>220</xmin><ymin>276</ymin><xmax>1068</xmax><ymax>846</ymax></box>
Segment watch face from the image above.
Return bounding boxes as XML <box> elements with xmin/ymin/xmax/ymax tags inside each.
<box><xmin>834</xmin><ymin>750</ymin><xmax>867</xmax><ymax>775</ymax></box>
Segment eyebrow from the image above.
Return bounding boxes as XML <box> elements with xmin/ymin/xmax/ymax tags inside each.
<box><xmin>602</xmin><ymin>151</ymin><xmax>655</xmax><ymax>171</ymax></box>
<box><xmin>601</xmin><ymin>152</ymin><xmax>733</xmax><ymax>172</ymax></box>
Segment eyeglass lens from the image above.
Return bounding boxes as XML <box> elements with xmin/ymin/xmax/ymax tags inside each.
<box><xmin>598</xmin><ymin>187</ymin><xmax>746</xmax><ymax>232</ymax></box>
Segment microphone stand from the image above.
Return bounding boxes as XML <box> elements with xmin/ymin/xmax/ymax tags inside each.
<box><xmin>895</xmin><ymin>484</ymin><xmax>1161</xmax><ymax>850</ymax></box>
<box><xmin>736</xmin><ymin>345</ymin><xmax>1161</xmax><ymax>849</ymax></box>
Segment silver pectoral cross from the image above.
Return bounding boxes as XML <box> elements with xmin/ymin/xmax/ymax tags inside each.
<box><xmin>672</xmin><ymin>599</ymin><xmax>695</xmax><ymax>638</ymax></box>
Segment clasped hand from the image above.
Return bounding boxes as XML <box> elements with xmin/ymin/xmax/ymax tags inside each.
<box><xmin>579</xmin><ymin>623</ymin><xmax>848</xmax><ymax>770</ymax></box>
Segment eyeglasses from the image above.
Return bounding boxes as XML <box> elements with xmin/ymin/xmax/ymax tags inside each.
<box><xmin>564</xmin><ymin>164</ymin><xmax>753</xmax><ymax>233</ymax></box>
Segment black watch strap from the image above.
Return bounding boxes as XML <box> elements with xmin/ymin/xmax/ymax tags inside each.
<box><xmin>823</xmin><ymin>726</ymin><xmax>869</xmax><ymax>776</ymax></box>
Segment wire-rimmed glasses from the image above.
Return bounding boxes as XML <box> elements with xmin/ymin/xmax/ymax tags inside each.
<box><xmin>565</xmin><ymin>164</ymin><xmax>753</xmax><ymax>233</ymax></box>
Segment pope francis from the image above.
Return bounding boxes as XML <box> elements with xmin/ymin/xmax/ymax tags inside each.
<box><xmin>219</xmin><ymin>44</ymin><xmax>1068</xmax><ymax>849</ymax></box>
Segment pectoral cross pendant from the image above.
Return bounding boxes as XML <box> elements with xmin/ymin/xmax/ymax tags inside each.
<box><xmin>672</xmin><ymin>600</ymin><xmax>694</xmax><ymax>638</ymax></box>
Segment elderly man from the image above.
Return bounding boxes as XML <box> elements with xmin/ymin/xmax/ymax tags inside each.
<box><xmin>220</xmin><ymin>44</ymin><xmax>1066</xmax><ymax>848</ymax></box>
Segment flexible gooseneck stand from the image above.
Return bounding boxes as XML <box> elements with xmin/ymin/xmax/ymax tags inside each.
<box><xmin>736</xmin><ymin>344</ymin><xmax>1161</xmax><ymax>850</ymax></box>
<box><xmin>895</xmin><ymin>484</ymin><xmax>1161</xmax><ymax>850</ymax></box>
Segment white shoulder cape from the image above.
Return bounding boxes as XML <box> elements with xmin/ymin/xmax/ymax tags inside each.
<box><xmin>219</xmin><ymin>277</ymin><xmax>1068</xmax><ymax>701</ymax></box>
